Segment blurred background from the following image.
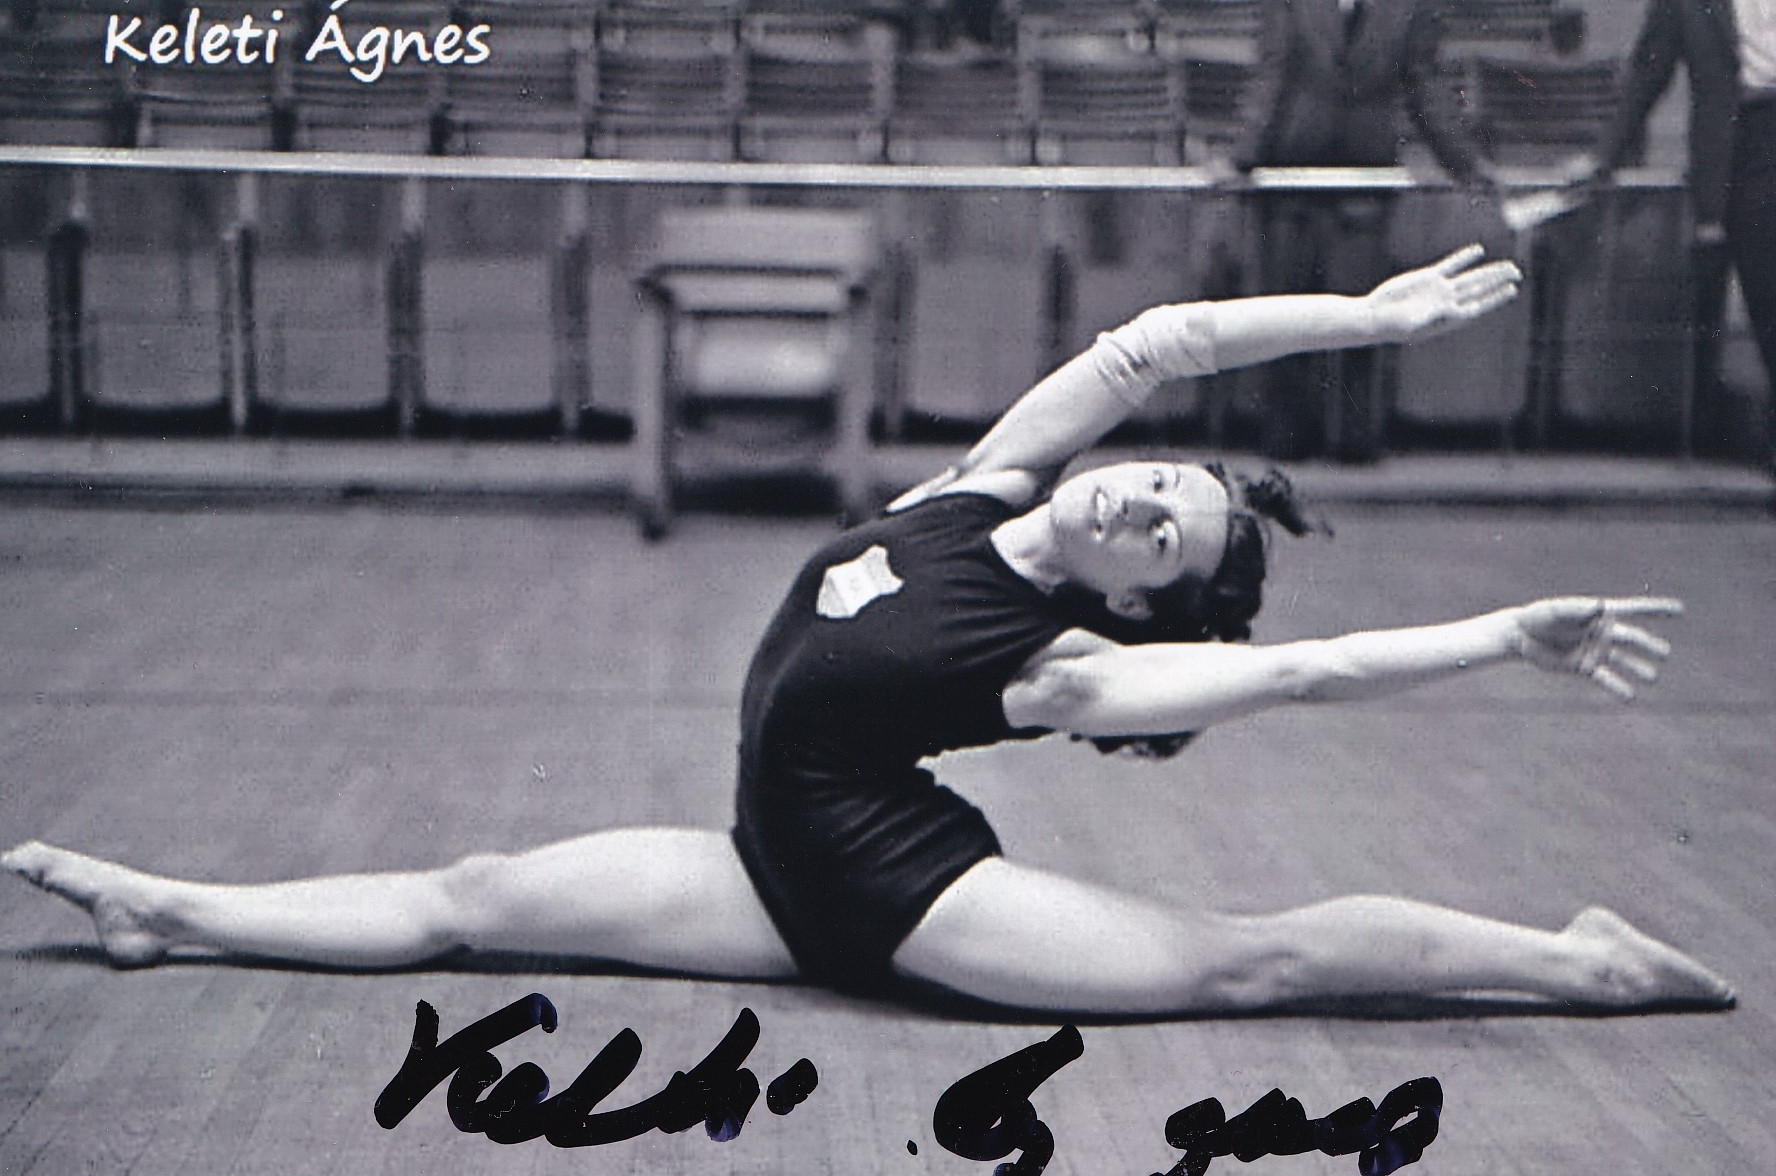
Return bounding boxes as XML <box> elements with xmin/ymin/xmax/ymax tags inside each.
<box><xmin>0</xmin><ymin>0</ymin><xmax>1771</xmax><ymax>520</ymax></box>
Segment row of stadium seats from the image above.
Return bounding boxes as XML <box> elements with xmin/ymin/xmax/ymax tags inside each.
<box><xmin>0</xmin><ymin>167</ymin><xmax>1695</xmax><ymax>459</ymax></box>
<box><xmin>0</xmin><ymin>0</ymin><xmax>1586</xmax><ymax>51</ymax></box>
<box><xmin>1</xmin><ymin>0</ymin><xmax>1597</xmax><ymax>163</ymax></box>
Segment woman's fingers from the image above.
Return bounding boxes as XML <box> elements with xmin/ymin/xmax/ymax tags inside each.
<box><xmin>1432</xmin><ymin>243</ymin><xmax>1488</xmax><ymax>276</ymax></box>
<box><xmin>1600</xmin><ymin>596</ymin><xmax>1685</xmax><ymax>619</ymax></box>
<box><xmin>1541</xmin><ymin>595</ymin><xmax>1683</xmax><ymax>627</ymax></box>
<box><xmin>1518</xmin><ymin>595</ymin><xmax>1684</xmax><ymax>699</ymax></box>
<box><xmin>1608</xmin><ymin>621</ymin><xmax>1672</xmax><ymax>660</ymax></box>
<box><xmin>1371</xmin><ymin>248</ymin><xmax>1521</xmax><ymax>338</ymax></box>
<box><xmin>1584</xmin><ymin>614</ymin><xmax>1678</xmax><ymax>700</ymax></box>
<box><xmin>1452</xmin><ymin>260</ymin><xmax>1523</xmax><ymax>301</ymax></box>
<box><xmin>1458</xmin><ymin>285</ymin><xmax>1520</xmax><ymax>321</ymax></box>
<box><xmin>1591</xmin><ymin>663</ymin><xmax>1639</xmax><ymax>701</ymax></box>
<box><xmin>1610</xmin><ymin>648</ymin><xmax>1663</xmax><ymax>683</ymax></box>
<box><xmin>1416</xmin><ymin>258</ymin><xmax>1522</xmax><ymax>330</ymax></box>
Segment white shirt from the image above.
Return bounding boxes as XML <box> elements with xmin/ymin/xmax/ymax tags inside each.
<box><xmin>1737</xmin><ymin>0</ymin><xmax>1776</xmax><ymax>92</ymax></box>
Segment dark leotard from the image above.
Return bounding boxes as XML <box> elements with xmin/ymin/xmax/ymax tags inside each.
<box><xmin>732</xmin><ymin>493</ymin><xmax>1067</xmax><ymax>994</ymax></box>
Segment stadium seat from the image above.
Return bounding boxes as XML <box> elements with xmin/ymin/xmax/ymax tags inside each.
<box><xmin>1064</xmin><ymin>190</ymin><xmax>1224</xmax><ymax>437</ymax></box>
<box><xmin>438</xmin><ymin>0</ymin><xmax>591</xmax><ymax>158</ymax></box>
<box><xmin>589</xmin><ymin>6</ymin><xmax>739</xmax><ymax>161</ymax></box>
<box><xmin>0</xmin><ymin>33</ymin><xmax>137</xmax><ymax>146</ymax></box>
<box><xmin>1151</xmin><ymin>0</ymin><xmax>1259</xmax><ymax>66</ymax></box>
<box><xmin>736</xmin><ymin>7</ymin><xmax>892</xmax><ymax>165</ymax></box>
<box><xmin>598</xmin><ymin>0</ymin><xmax>738</xmax><ymax>56</ymax></box>
<box><xmin>898</xmin><ymin>227</ymin><xmax>1050</xmax><ymax>434</ymax></box>
<box><xmin>1152</xmin><ymin>1</ymin><xmax>1260</xmax><ymax>160</ymax></box>
<box><xmin>0</xmin><ymin>198</ymin><xmax>54</xmax><ymax>427</ymax></box>
<box><xmin>437</xmin><ymin>49</ymin><xmax>588</xmax><ymax>158</ymax></box>
<box><xmin>411</xmin><ymin>180</ymin><xmax>581</xmax><ymax>435</ymax></box>
<box><xmin>132</xmin><ymin>1</ymin><xmax>290</xmax><ymax>152</ymax></box>
<box><xmin>246</xmin><ymin>174</ymin><xmax>405</xmax><ymax>435</ymax></box>
<box><xmin>739</xmin><ymin>45</ymin><xmax>887</xmax><ymax>163</ymax></box>
<box><xmin>590</xmin><ymin>50</ymin><xmax>737</xmax><ymax>161</ymax></box>
<box><xmin>1014</xmin><ymin>0</ymin><xmax>1152</xmax><ymax>62</ymax></box>
<box><xmin>1385</xmin><ymin>192</ymin><xmax>1531</xmax><ymax>450</ymax></box>
<box><xmin>1472</xmin><ymin>56</ymin><xmax>1618</xmax><ymax>164</ymax></box>
<box><xmin>292</xmin><ymin>61</ymin><xmax>440</xmax><ymax>154</ymax></box>
<box><xmin>740</xmin><ymin>0</ymin><xmax>900</xmax><ymax>59</ymax></box>
<box><xmin>74</xmin><ymin>169</ymin><xmax>236</xmax><ymax>430</ymax></box>
<box><xmin>135</xmin><ymin>62</ymin><xmax>282</xmax><ymax>150</ymax></box>
<box><xmin>1441</xmin><ymin>0</ymin><xmax>1585</xmax><ymax>57</ymax></box>
<box><xmin>886</xmin><ymin>51</ymin><xmax>1028</xmax><ymax>165</ymax></box>
<box><xmin>1031</xmin><ymin>52</ymin><xmax>1185</xmax><ymax>166</ymax></box>
<box><xmin>1540</xmin><ymin>187</ymin><xmax>1693</xmax><ymax>451</ymax></box>
<box><xmin>459</xmin><ymin>0</ymin><xmax>592</xmax><ymax>57</ymax></box>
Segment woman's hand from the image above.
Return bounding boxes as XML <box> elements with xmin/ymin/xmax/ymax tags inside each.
<box><xmin>1364</xmin><ymin>245</ymin><xmax>1523</xmax><ymax>344</ymax></box>
<box><xmin>1510</xmin><ymin>596</ymin><xmax>1683</xmax><ymax>700</ymax></box>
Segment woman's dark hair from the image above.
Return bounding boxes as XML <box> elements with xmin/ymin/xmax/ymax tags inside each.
<box><xmin>1054</xmin><ymin>462</ymin><xmax>1328</xmax><ymax>760</ymax></box>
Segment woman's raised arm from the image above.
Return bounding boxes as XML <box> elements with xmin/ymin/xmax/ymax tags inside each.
<box><xmin>928</xmin><ymin>246</ymin><xmax>1520</xmax><ymax>503</ymax></box>
<box><xmin>1005</xmin><ymin>596</ymin><xmax>1679</xmax><ymax>738</ymax></box>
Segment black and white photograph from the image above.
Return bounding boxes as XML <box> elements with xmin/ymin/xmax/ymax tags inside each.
<box><xmin>2</xmin><ymin>1</ymin><xmax>1773</xmax><ymax>1173</ymax></box>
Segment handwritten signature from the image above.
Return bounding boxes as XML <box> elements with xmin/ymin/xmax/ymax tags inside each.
<box><xmin>934</xmin><ymin>1025</ymin><xmax>1085</xmax><ymax>1176</ymax></box>
<box><xmin>374</xmin><ymin>997</ymin><xmax>1438</xmax><ymax>1175</ymax></box>
<box><xmin>1156</xmin><ymin>1078</ymin><xmax>1442</xmax><ymax>1176</ymax></box>
<box><xmin>374</xmin><ymin>993</ymin><xmax>817</xmax><ymax>1147</ymax></box>
<box><xmin>933</xmin><ymin>1025</ymin><xmax>1440</xmax><ymax>1176</ymax></box>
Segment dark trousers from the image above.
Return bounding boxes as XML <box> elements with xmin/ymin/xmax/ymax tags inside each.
<box><xmin>1696</xmin><ymin>98</ymin><xmax>1776</xmax><ymax>456</ymax></box>
<box><xmin>1253</xmin><ymin>192</ymin><xmax>1395</xmax><ymax>462</ymax></box>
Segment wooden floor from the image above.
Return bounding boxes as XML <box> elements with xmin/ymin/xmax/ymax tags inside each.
<box><xmin>2</xmin><ymin>495</ymin><xmax>1772</xmax><ymax>1176</ymax></box>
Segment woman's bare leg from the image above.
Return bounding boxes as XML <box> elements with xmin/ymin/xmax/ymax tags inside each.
<box><xmin>892</xmin><ymin>858</ymin><xmax>1736</xmax><ymax>1015</ymax></box>
<box><xmin>3</xmin><ymin>831</ymin><xmax>798</xmax><ymax>980</ymax></box>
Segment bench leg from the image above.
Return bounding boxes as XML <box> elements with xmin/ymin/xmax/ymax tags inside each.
<box><xmin>630</xmin><ymin>296</ymin><xmax>673</xmax><ymax>540</ymax></box>
<box><xmin>834</xmin><ymin>299</ymin><xmax>875</xmax><ymax>525</ymax></box>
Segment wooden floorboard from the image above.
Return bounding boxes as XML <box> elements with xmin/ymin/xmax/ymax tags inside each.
<box><xmin>1</xmin><ymin>502</ymin><xmax>1772</xmax><ymax>1175</ymax></box>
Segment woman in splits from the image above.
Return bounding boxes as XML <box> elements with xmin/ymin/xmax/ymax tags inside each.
<box><xmin>6</xmin><ymin>245</ymin><xmax>1733</xmax><ymax>1015</ymax></box>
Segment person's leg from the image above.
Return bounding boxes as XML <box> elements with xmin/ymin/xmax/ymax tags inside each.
<box><xmin>891</xmin><ymin>858</ymin><xmax>1735</xmax><ymax>1015</ymax></box>
<box><xmin>1725</xmin><ymin>103</ymin><xmax>1776</xmax><ymax>413</ymax></box>
<box><xmin>1687</xmin><ymin>236</ymin><xmax>1734</xmax><ymax>455</ymax></box>
<box><xmin>1256</xmin><ymin>195</ymin><xmax>1328</xmax><ymax>461</ymax></box>
<box><xmin>1322</xmin><ymin>193</ymin><xmax>1392</xmax><ymax>463</ymax></box>
<box><xmin>3</xmin><ymin>830</ymin><xmax>798</xmax><ymax>979</ymax></box>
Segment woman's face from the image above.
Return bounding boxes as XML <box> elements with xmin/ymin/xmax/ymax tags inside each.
<box><xmin>1048</xmin><ymin>462</ymin><xmax>1230</xmax><ymax>618</ymax></box>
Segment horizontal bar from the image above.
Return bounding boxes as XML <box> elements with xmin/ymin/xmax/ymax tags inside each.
<box><xmin>2</xmin><ymin>440</ymin><xmax>1766</xmax><ymax>509</ymax></box>
<box><xmin>0</xmin><ymin>144</ymin><xmax>1686</xmax><ymax>191</ymax></box>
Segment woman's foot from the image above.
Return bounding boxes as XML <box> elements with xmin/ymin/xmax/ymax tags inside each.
<box><xmin>3</xmin><ymin>840</ymin><xmax>174</xmax><ymax>966</ymax></box>
<box><xmin>1562</xmin><ymin>906</ymin><xmax>1735</xmax><ymax>1009</ymax></box>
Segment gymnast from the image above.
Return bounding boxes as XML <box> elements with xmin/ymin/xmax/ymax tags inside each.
<box><xmin>5</xmin><ymin>245</ymin><xmax>1734</xmax><ymax>1016</ymax></box>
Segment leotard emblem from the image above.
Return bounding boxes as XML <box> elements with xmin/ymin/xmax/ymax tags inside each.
<box><xmin>816</xmin><ymin>544</ymin><xmax>903</xmax><ymax>619</ymax></box>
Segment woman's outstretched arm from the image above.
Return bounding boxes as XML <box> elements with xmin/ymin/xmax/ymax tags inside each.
<box><xmin>1006</xmin><ymin>597</ymin><xmax>1680</xmax><ymax>738</ymax></box>
<box><xmin>925</xmin><ymin>246</ymin><xmax>1521</xmax><ymax>500</ymax></box>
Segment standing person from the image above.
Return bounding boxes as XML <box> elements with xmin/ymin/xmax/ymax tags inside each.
<box><xmin>4</xmin><ymin>247</ymin><xmax>1734</xmax><ymax>1016</ymax></box>
<box><xmin>1235</xmin><ymin>0</ymin><xmax>1496</xmax><ymax>462</ymax></box>
<box><xmin>1572</xmin><ymin>0</ymin><xmax>1776</xmax><ymax>459</ymax></box>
